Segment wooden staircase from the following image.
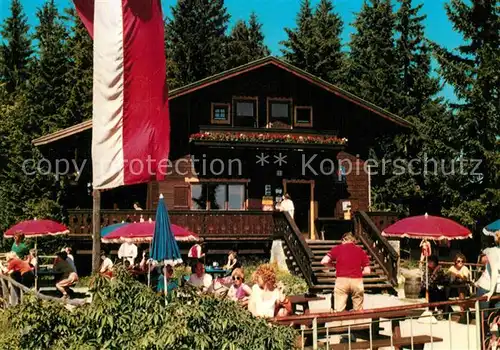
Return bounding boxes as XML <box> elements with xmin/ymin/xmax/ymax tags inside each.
<box><xmin>276</xmin><ymin>211</ymin><xmax>399</xmax><ymax>295</ymax></box>
<box><xmin>307</xmin><ymin>240</ymin><xmax>395</xmax><ymax>293</ymax></box>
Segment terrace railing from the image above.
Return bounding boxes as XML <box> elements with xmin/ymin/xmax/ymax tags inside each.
<box><xmin>354</xmin><ymin>211</ymin><xmax>399</xmax><ymax>286</ymax></box>
<box><xmin>68</xmin><ymin>209</ymin><xmax>276</xmax><ymax>240</ymax></box>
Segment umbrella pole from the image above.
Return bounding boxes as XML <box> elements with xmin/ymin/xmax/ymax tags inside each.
<box><xmin>164</xmin><ymin>260</ymin><xmax>168</xmax><ymax>305</ymax></box>
<box><xmin>147</xmin><ymin>261</ymin><xmax>151</xmax><ymax>288</ymax></box>
<box><xmin>425</xmin><ymin>254</ymin><xmax>430</xmax><ymax>311</ymax></box>
<box><xmin>34</xmin><ymin>238</ymin><xmax>38</xmax><ymax>291</ymax></box>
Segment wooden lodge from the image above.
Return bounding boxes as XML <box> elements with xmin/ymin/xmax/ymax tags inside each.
<box><xmin>33</xmin><ymin>57</ymin><xmax>407</xmax><ymax>291</ymax></box>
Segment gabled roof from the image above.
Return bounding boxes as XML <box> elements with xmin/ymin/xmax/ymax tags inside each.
<box><xmin>32</xmin><ymin>56</ymin><xmax>411</xmax><ymax>146</ymax></box>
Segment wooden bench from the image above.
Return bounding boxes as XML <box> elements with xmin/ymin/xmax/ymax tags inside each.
<box><xmin>327</xmin><ymin>335</ymin><xmax>443</xmax><ymax>350</ymax></box>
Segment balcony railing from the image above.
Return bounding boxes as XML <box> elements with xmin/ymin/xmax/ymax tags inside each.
<box><xmin>67</xmin><ymin>209</ymin><xmax>276</xmax><ymax>240</ymax></box>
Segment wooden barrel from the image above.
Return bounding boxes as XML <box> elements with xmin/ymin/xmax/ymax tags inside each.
<box><xmin>404</xmin><ymin>276</ymin><xmax>421</xmax><ymax>299</ymax></box>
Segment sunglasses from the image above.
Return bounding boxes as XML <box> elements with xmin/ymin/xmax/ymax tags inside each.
<box><xmin>232</xmin><ymin>276</ymin><xmax>242</xmax><ymax>281</ymax></box>
<box><xmin>456</xmin><ymin>260</ymin><xmax>464</xmax><ymax>263</ymax></box>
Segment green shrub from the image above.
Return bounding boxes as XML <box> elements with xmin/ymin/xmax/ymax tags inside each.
<box><xmin>3</xmin><ymin>267</ymin><xmax>298</xmax><ymax>350</ymax></box>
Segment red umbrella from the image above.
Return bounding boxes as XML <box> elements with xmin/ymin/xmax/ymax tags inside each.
<box><xmin>4</xmin><ymin>219</ymin><xmax>69</xmax><ymax>238</ymax></box>
<box><xmin>381</xmin><ymin>213</ymin><xmax>472</xmax><ymax>240</ymax></box>
<box><xmin>382</xmin><ymin>213</ymin><xmax>471</xmax><ymax>320</ymax></box>
<box><xmin>101</xmin><ymin>221</ymin><xmax>199</xmax><ymax>243</ymax></box>
<box><xmin>4</xmin><ymin>218</ymin><xmax>69</xmax><ymax>291</ymax></box>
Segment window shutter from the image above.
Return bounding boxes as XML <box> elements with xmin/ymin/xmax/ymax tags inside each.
<box><xmin>173</xmin><ymin>186</ymin><xmax>189</xmax><ymax>209</ymax></box>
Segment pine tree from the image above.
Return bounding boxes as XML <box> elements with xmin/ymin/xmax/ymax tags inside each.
<box><xmin>280</xmin><ymin>0</ymin><xmax>315</xmax><ymax>70</ymax></box>
<box><xmin>310</xmin><ymin>0</ymin><xmax>345</xmax><ymax>84</ymax></box>
<box><xmin>165</xmin><ymin>0</ymin><xmax>230</xmax><ymax>88</ymax></box>
<box><xmin>0</xmin><ymin>91</ymin><xmax>61</xmax><ymax>232</ymax></box>
<box><xmin>226</xmin><ymin>12</ymin><xmax>270</xmax><ymax>69</ymax></box>
<box><xmin>371</xmin><ymin>0</ymin><xmax>446</xmax><ymax>215</ymax></box>
<box><xmin>0</xmin><ymin>0</ymin><xmax>33</xmax><ymax>94</ymax></box>
<box><xmin>29</xmin><ymin>0</ymin><xmax>71</xmax><ymax>134</ymax></box>
<box><xmin>394</xmin><ymin>0</ymin><xmax>440</xmax><ymax>118</ymax></box>
<box><xmin>346</xmin><ymin>0</ymin><xmax>399</xmax><ymax>112</ymax></box>
<box><xmin>432</xmin><ymin>0</ymin><xmax>500</xmax><ymax>225</ymax></box>
<box><xmin>63</xmin><ymin>8</ymin><xmax>93</xmax><ymax>126</ymax></box>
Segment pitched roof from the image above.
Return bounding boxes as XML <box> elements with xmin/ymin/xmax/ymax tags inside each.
<box><xmin>32</xmin><ymin>56</ymin><xmax>411</xmax><ymax>146</ymax></box>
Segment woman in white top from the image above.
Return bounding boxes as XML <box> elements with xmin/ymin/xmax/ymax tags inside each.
<box><xmin>476</xmin><ymin>231</ymin><xmax>500</xmax><ymax>309</ymax></box>
<box><xmin>248</xmin><ymin>264</ymin><xmax>291</xmax><ymax>318</ymax></box>
<box><xmin>276</xmin><ymin>194</ymin><xmax>294</xmax><ymax>219</ymax></box>
<box><xmin>188</xmin><ymin>262</ymin><xmax>212</xmax><ymax>292</ymax></box>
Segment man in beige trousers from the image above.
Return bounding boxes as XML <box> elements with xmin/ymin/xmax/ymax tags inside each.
<box><xmin>321</xmin><ymin>232</ymin><xmax>371</xmax><ymax>312</ymax></box>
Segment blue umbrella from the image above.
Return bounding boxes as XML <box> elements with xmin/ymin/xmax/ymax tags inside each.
<box><xmin>151</xmin><ymin>194</ymin><xmax>182</xmax><ymax>299</ymax></box>
<box><xmin>483</xmin><ymin>219</ymin><xmax>500</xmax><ymax>236</ymax></box>
<box><xmin>151</xmin><ymin>194</ymin><xmax>182</xmax><ymax>266</ymax></box>
<box><xmin>101</xmin><ymin>222</ymin><xmax>129</xmax><ymax>238</ymax></box>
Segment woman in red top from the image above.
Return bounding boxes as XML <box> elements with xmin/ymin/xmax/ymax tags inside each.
<box><xmin>1</xmin><ymin>252</ymin><xmax>35</xmax><ymax>288</ymax></box>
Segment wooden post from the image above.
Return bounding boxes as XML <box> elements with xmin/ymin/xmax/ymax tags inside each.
<box><xmin>92</xmin><ymin>189</ymin><xmax>101</xmax><ymax>273</ymax></box>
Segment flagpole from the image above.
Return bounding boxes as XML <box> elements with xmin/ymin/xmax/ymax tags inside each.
<box><xmin>92</xmin><ymin>189</ymin><xmax>101</xmax><ymax>273</ymax></box>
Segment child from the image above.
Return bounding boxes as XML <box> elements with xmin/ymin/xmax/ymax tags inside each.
<box><xmin>420</xmin><ymin>239</ymin><xmax>431</xmax><ymax>265</ymax></box>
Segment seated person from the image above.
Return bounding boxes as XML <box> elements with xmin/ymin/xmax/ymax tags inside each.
<box><xmin>157</xmin><ymin>264</ymin><xmax>178</xmax><ymax>295</ymax></box>
<box><xmin>27</xmin><ymin>248</ymin><xmax>37</xmax><ymax>268</ymax></box>
<box><xmin>53</xmin><ymin>251</ymin><xmax>79</xmax><ymax>299</ymax></box>
<box><xmin>188</xmin><ymin>262</ymin><xmax>212</xmax><ymax>292</ymax></box>
<box><xmin>448</xmin><ymin>253</ymin><xmax>471</xmax><ymax>322</ymax></box>
<box><xmin>99</xmin><ymin>250</ymin><xmax>114</xmax><ymax>278</ymax></box>
<box><xmin>11</xmin><ymin>232</ymin><xmax>30</xmax><ymax>260</ymax></box>
<box><xmin>421</xmin><ymin>255</ymin><xmax>449</xmax><ymax>311</ymax></box>
<box><xmin>139</xmin><ymin>250</ymin><xmax>157</xmax><ymax>272</ymax></box>
<box><xmin>1</xmin><ymin>252</ymin><xmax>35</xmax><ymax>288</ymax></box>
<box><xmin>63</xmin><ymin>247</ymin><xmax>77</xmax><ymax>273</ymax></box>
<box><xmin>227</xmin><ymin>268</ymin><xmax>252</xmax><ymax>307</ymax></box>
<box><xmin>448</xmin><ymin>253</ymin><xmax>471</xmax><ymax>293</ymax></box>
<box><xmin>248</xmin><ymin>264</ymin><xmax>291</xmax><ymax>318</ymax></box>
<box><xmin>223</xmin><ymin>251</ymin><xmax>241</xmax><ymax>275</ymax></box>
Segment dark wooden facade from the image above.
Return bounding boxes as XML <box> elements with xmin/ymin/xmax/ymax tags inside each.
<box><xmin>153</xmin><ymin>59</ymin><xmax>407</xmax><ymax>238</ymax></box>
<box><xmin>34</xmin><ymin>57</ymin><xmax>410</xmax><ymax>240</ymax></box>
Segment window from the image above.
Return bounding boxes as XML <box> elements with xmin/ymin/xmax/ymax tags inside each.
<box><xmin>294</xmin><ymin>106</ymin><xmax>313</xmax><ymax>127</ymax></box>
<box><xmin>233</xmin><ymin>97</ymin><xmax>258</xmax><ymax>127</ymax></box>
<box><xmin>211</xmin><ymin>103</ymin><xmax>230</xmax><ymax>124</ymax></box>
<box><xmin>267</xmin><ymin>98</ymin><xmax>292</xmax><ymax>125</ymax></box>
<box><xmin>190</xmin><ymin>183</ymin><xmax>246</xmax><ymax>210</ymax></box>
<box><xmin>228</xmin><ymin>184</ymin><xmax>245</xmax><ymax>210</ymax></box>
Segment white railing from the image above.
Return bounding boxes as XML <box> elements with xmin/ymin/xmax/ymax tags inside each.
<box><xmin>274</xmin><ymin>296</ymin><xmax>500</xmax><ymax>349</ymax></box>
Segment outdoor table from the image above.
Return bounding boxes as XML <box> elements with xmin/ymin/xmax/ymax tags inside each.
<box><xmin>288</xmin><ymin>294</ymin><xmax>326</xmax><ymax>314</ymax></box>
<box><xmin>205</xmin><ymin>267</ymin><xmax>229</xmax><ymax>279</ymax></box>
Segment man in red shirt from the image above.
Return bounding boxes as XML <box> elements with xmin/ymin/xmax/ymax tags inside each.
<box><xmin>321</xmin><ymin>232</ymin><xmax>371</xmax><ymax>312</ymax></box>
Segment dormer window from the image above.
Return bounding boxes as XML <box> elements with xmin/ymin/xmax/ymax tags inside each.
<box><xmin>294</xmin><ymin>106</ymin><xmax>313</xmax><ymax>127</ymax></box>
<box><xmin>233</xmin><ymin>97</ymin><xmax>258</xmax><ymax>127</ymax></box>
<box><xmin>267</xmin><ymin>98</ymin><xmax>292</xmax><ymax>127</ymax></box>
<box><xmin>211</xmin><ymin>103</ymin><xmax>230</xmax><ymax>124</ymax></box>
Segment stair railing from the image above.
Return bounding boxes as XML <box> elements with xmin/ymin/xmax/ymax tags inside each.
<box><xmin>273</xmin><ymin>212</ymin><xmax>315</xmax><ymax>286</ymax></box>
<box><xmin>353</xmin><ymin>211</ymin><xmax>399</xmax><ymax>286</ymax></box>
<box><xmin>0</xmin><ymin>274</ymin><xmax>84</xmax><ymax>309</ymax></box>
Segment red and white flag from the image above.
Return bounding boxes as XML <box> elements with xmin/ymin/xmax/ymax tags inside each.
<box><xmin>73</xmin><ymin>0</ymin><xmax>170</xmax><ymax>189</ymax></box>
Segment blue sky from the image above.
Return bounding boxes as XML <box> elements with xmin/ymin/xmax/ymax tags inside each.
<box><xmin>1</xmin><ymin>0</ymin><xmax>462</xmax><ymax>101</ymax></box>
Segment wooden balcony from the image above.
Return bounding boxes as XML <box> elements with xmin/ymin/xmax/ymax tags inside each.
<box><xmin>67</xmin><ymin>209</ymin><xmax>276</xmax><ymax>241</ymax></box>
